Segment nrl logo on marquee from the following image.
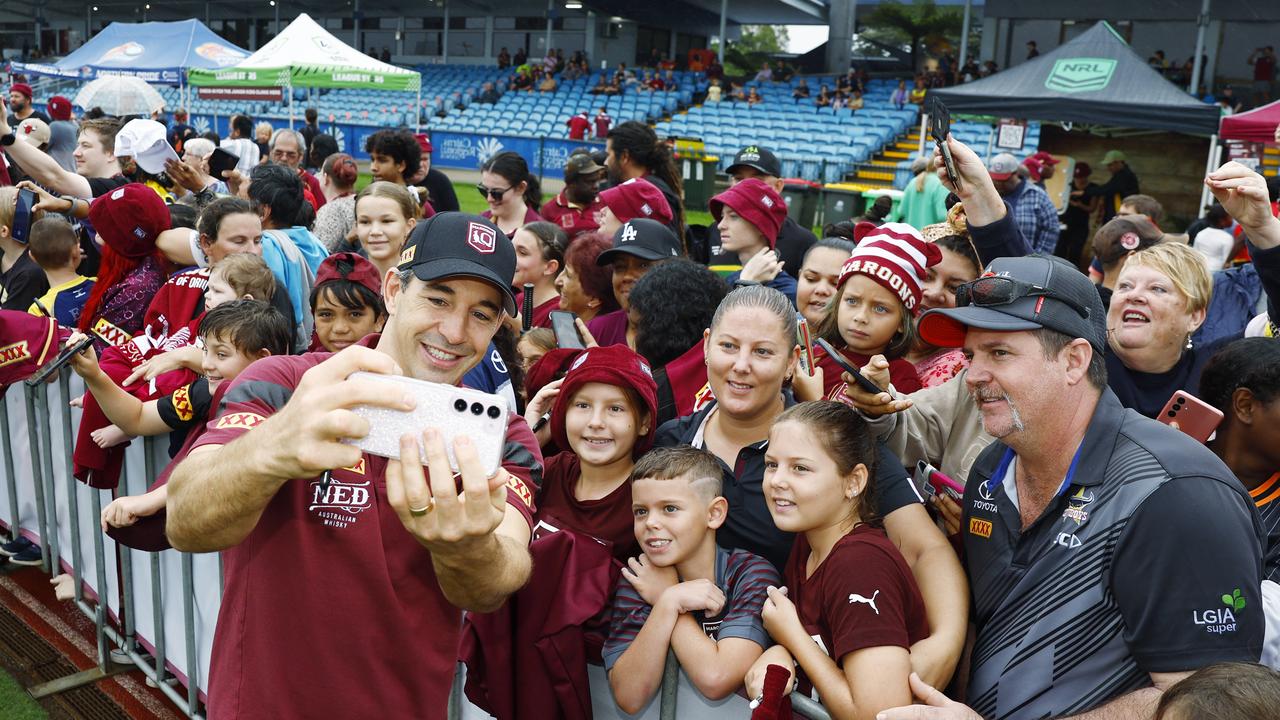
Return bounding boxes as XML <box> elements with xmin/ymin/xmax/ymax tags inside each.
<box><xmin>1045</xmin><ymin>58</ymin><xmax>1117</xmax><ymax>94</ymax></box>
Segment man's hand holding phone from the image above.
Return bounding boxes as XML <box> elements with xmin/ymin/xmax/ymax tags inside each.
<box><xmin>838</xmin><ymin>354</ymin><xmax>914</xmax><ymax>417</ymax></box>
<box><xmin>931</xmin><ymin>134</ymin><xmax>1007</xmax><ymax>228</ymax></box>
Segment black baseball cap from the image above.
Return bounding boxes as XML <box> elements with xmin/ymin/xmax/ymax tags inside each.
<box><xmin>917</xmin><ymin>255</ymin><xmax>1107</xmax><ymax>353</ymax></box>
<box><xmin>596</xmin><ymin>218</ymin><xmax>682</xmax><ymax>266</ymax></box>
<box><xmin>727</xmin><ymin>145</ymin><xmax>782</xmax><ymax>178</ymax></box>
<box><xmin>397</xmin><ymin>212</ymin><xmax>518</xmax><ymax>315</ymax></box>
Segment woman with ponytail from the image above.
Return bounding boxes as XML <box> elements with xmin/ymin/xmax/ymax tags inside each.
<box><xmin>605</xmin><ymin>121</ymin><xmax>686</xmax><ymax>239</ymax></box>
<box><xmin>479</xmin><ymin>151</ymin><xmax>542</xmax><ymax>238</ymax></box>
<box><xmin>79</xmin><ymin>185</ymin><xmax>173</xmax><ymax>353</ymax></box>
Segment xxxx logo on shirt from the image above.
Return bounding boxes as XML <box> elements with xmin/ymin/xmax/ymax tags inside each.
<box><xmin>214</xmin><ymin>412</ymin><xmax>265</xmax><ymax>429</ymax></box>
<box><xmin>0</xmin><ymin>341</ymin><xmax>31</xmax><ymax>368</ymax></box>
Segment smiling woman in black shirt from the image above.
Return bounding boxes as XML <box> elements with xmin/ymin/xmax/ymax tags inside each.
<box><xmin>1105</xmin><ymin>242</ymin><xmax>1220</xmax><ymax>418</ymax></box>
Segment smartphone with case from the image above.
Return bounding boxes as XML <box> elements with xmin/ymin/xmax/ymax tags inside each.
<box><xmin>915</xmin><ymin>460</ymin><xmax>964</xmax><ymax>502</ymax></box>
<box><xmin>25</xmin><ymin>335</ymin><xmax>93</xmax><ymax>386</ymax></box>
<box><xmin>207</xmin><ymin>147</ymin><xmax>240</xmax><ymax>179</ymax></box>
<box><xmin>929</xmin><ymin>97</ymin><xmax>962</xmax><ymax>192</ymax></box>
<box><xmin>815</xmin><ymin>337</ymin><xmax>884</xmax><ymax>395</ymax></box>
<box><xmin>345</xmin><ymin>372</ymin><xmax>509</xmax><ymax>476</ymax></box>
<box><xmin>549</xmin><ymin>310</ymin><xmax>585</xmax><ymax>350</ymax></box>
<box><xmin>12</xmin><ymin>188</ymin><xmax>35</xmax><ymax>244</ymax></box>
<box><xmin>1158</xmin><ymin>390</ymin><xmax>1223</xmax><ymax>443</ymax></box>
<box><xmin>796</xmin><ymin>313</ymin><xmax>815</xmax><ymax>377</ymax></box>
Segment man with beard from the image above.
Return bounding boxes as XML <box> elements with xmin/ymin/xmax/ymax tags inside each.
<box><xmin>604</xmin><ymin>121</ymin><xmax>684</xmax><ymax>241</ymax></box>
<box><xmin>879</xmin><ymin>254</ymin><xmax>1263</xmax><ymax>720</ymax></box>
<box><xmin>6</xmin><ymin>84</ymin><xmax>49</xmax><ymax>126</ymax></box>
<box><xmin>539</xmin><ymin>151</ymin><xmax>606</xmax><ymax>241</ymax></box>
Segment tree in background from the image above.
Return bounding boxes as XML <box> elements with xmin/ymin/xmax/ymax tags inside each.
<box><xmin>712</xmin><ymin>25</ymin><xmax>791</xmax><ymax>76</ymax></box>
<box><xmin>858</xmin><ymin>0</ymin><xmax>965</xmax><ymax>72</ymax></box>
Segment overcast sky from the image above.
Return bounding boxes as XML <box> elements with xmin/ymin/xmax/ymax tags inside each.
<box><xmin>786</xmin><ymin>25</ymin><xmax>830</xmax><ymax>54</ymax></box>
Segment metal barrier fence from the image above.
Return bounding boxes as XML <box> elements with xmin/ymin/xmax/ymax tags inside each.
<box><xmin>2</xmin><ymin>369</ymin><xmax>830</xmax><ymax>720</ymax></box>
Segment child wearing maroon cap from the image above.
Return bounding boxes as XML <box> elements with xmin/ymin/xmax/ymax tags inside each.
<box><xmin>535</xmin><ymin>344</ymin><xmax>658</xmax><ymax>562</ymax></box>
<box><xmin>710</xmin><ymin>177</ymin><xmax>796</xmax><ymax>304</ymax></box>
<box><xmin>597</xmin><ymin>178</ymin><xmax>674</xmax><ymax>238</ymax></box>
<box><xmin>796</xmin><ymin>223</ymin><xmax>939</xmax><ymax>401</ymax></box>
<box><xmin>309</xmin><ymin>252</ymin><xmax>386</xmax><ymax>352</ymax></box>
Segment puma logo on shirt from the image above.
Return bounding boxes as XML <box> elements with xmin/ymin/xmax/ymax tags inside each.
<box><xmin>848</xmin><ymin>590</ymin><xmax>880</xmax><ymax>615</ymax></box>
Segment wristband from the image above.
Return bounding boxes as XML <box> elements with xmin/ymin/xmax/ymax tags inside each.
<box><xmin>733</xmin><ymin>279</ymin><xmax>761</xmax><ymax>288</ymax></box>
<box><xmin>0</xmin><ymin>132</ymin><xmax>14</xmax><ymax>146</ymax></box>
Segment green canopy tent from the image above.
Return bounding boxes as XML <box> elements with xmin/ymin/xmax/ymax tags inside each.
<box><xmin>187</xmin><ymin>12</ymin><xmax>421</xmax><ymax>128</ymax></box>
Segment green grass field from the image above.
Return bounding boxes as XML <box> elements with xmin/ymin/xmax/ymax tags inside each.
<box><xmin>355</xmin><ymin>174</ymin><xmax>716</xmax><ymax>227</ymax></box>
<box><xmin>0</xmin><ymin>669</ymin><xmax>47</xmax><ymax>720</ymax></box>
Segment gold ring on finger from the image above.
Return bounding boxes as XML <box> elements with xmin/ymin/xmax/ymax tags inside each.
<box><xmin>409</xmin><ymin>499</ymin><xmax>434</xmax><ymax>517</ymax></box>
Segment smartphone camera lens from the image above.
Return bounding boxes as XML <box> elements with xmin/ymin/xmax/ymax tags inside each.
<box><xmin>470</xmin><ymin>402</ymin><xmax>484</xmax><ymax>415</ymax></box>
<box><xmin>454</xmin><ymin>399</ymin><xmax>467</xmax><ymax>413</ymax></box>
<box><xmin>487</xmin><ymin>406</ymin><xmax>501</xmax><ymax>419</ymax></box>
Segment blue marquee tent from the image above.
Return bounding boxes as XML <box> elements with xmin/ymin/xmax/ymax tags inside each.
<box><xmin>11</xmin><ymin>20</ymin><xmax>249</xmax><ymax>85</ymax></box>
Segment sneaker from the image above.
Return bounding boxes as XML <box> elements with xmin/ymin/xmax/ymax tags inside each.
<box><xmin>0</xmin><ymin>536</ymin><xmax>33</xmax><ymax>557</ymax></box>
<box><xmin>7</xmin><ymin>543</ymin><xmax>42</xmax><ymax>567</ymax></box>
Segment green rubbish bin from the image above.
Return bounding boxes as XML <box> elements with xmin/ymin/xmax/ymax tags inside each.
<box><xmin>820</xmin><ymin>183</ymin><xmax>863</xmax><ymax>226</ymax></box>
<box><xmin>677</xmin><ymin>153</ymin><xmax>719</xmax><ymax>210</ymax></box>
<box><xmin>860</xmin><ymin>188</ymin><xmax>904</xmax><ymax>222</ymax></box>
<box><xmin>781</xmin><ymin>180</ymin><xmax>821</xmax><ymax>230</ymax></box>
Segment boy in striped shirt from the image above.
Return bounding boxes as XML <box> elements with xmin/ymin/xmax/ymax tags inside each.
<box><xmin>604</xmin><ymin>446</ymin><xmax>780</xmax><ymax>714</ymax></box>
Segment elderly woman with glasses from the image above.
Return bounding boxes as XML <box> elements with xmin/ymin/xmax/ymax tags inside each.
<box><xmin>479</xmin><ymin>151</ymin><xmax>542</xmax><ymax>237</ymax></box>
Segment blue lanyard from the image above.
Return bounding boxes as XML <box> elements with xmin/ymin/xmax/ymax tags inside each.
<box><xmin>985</xmin><ymin>443</ymin><xmax>1086</xmax><ymax>500</ymax></box>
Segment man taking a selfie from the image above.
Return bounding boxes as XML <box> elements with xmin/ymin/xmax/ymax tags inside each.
<box><xmin>166</xmin><ymin>212</ymin><xmax>542</xmax><ymax>720</ymax></box>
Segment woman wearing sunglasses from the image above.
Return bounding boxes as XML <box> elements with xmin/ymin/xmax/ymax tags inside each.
<box><xmin>479</xmin><ymin>151</ymin><xmax>543</xmax><ymax>238</ymax></box>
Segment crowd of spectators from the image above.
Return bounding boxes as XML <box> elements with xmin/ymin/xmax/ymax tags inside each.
<box><xmin>4</xmin><ymin>68</ymin><xmax>1280</xmax><ymax>720</ymax></box>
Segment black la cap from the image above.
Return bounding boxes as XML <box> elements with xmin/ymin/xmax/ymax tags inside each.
<box><xmin>596</xmin><ymin>218</ymin><xmax>682</xmax><ymax>266</ymax></box>
<box><xmin>397</xmin><ymin>212</ymin><xmax>518</xmax><ymax>315</ymax></box>
<box><xmin>727</xmin><ymin>145</ymin><xmax>782</xmax><ymax>178</ymax></box>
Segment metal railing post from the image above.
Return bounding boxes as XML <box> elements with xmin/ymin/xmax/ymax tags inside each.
<box><xmin>58</xmin><ymin>371</ymin><xmax>86</xmax><ymax>601</ymax></box>
<box><xmin>181</xmin><ymin>552</ymin><xmax>200</xmax><ymax>714</ymax></box>
<box><xmin>34</xmin><ymin>382</ymin><xmax>61</xmax><ymax>576</ymax></box>
<box><xmin>24</xmin><ymin>384</ymin><xmax>52</xmax><ymax>573</ymax></box>
<box><xmin>1</xmin><ymin>391</ymin><xmax>20</xmax><ymax>536</ymax></box>
<box><xmin>658</xmin><ymin>649</ymin><xmax>678</xmax><ymax>719</ymax></box>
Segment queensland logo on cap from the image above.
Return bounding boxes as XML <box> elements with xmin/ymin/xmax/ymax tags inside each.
<box><xmin>640</xmin><ymin>203</ymin><xmax>653</xmax><ymax>216</ymax></box>
<box><xmin>467</xmin><ymin>221</ymin><xmax>498</xmax><ymax>254</ymax></box>
<box><xmin>761</xmin><ymin>195</ymin><xmax>775</xmax><ymax>208</ymax></box>
<box><xmin>569</xmin><ymin>351</ymin><xmax>589</xmax><ymax>372</ymax></box>
<box><xmin>619</xmin><ymin>223</ymin><xmax>638</xmax><ymax>243</ymax></box>
<box><xmin>111</xmin><ymin>188</ymin><xmax>126</xmax><ymax>200</ymax></box>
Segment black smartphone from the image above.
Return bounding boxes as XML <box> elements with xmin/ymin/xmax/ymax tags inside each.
<box><xmin>25</xmin><ymin>335</ymin><xmax>93</xmax><ymax>387</ymax></box>
<box><xmin>815</xmin><ymin>337</ymin><xmax>884</xmax><ymax>395</ymax></box>
<box><xmin>549</xmin><ymin>310</ymin><xmax>584</xmax><ymax>350</ymax></box>
<box><xmin>929</xmin><ymin>97</ymin><xmax>962</xmax><ymax>191</ymax></box>
<box><xmin>12</xmin><ymin>188</ymin><xmax>35</xmax><ymax>244</ymax></box>
<box><xmin>208</xmin><ymin>147</ymin><xmax>240</xmax><ymax>178</ymax></box>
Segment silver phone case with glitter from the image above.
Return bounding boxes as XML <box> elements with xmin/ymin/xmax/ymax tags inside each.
<box><xmin>345</xmin><ymin>372</ymin><xmax>510</xmax><ymax>477</ymax></box>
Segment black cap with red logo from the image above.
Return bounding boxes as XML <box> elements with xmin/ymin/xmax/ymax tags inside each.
<box><xmin>397</xmin><ymin>212</ymin><xmax>518</xmax><ymax>315</ymax></box>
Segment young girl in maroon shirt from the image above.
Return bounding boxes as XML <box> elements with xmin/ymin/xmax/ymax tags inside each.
<box><xmin>747</xmin><ymin>400</ymin><xmax>930</xmax><ymax>718</ymax></box>
<box><xmin>536</xmin><ymin>343</ymin><xmax>658</xmax><ymax>562</ymax></box>
<box><xmin>796</xmin><ymin>223</ymin><xmax>941</xmax><ymax>402</ymax></box>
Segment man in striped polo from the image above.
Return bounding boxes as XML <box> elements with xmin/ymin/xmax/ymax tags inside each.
<box><xmin>883</xmin><ymin>254</ymin><xmax>1262</xmax><ymax>719</ymax></box>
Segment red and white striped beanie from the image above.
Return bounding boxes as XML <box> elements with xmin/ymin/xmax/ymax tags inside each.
<box><xmin>838</xmin><ymin>222</ymin><xmax>942</xmax><ymax>315</ymax></box>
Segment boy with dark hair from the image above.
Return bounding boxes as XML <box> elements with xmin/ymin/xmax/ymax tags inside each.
<box><xmin>27</xmin><ymin>216</ymin><xmax>94</xmax><ymax>326</ymax></box>
<box><xmin>66</xmin><ymin>299</ymin><xmax>292</xmax><ymax>535</ymax></box>
<box><xmin>364</xmin><ymin>128</ymin><xmax>422</xmax><ymax>185</ymax></box>
<box><xmin>605</xmin><ymin>445</ymin><xmax>779</xmax><ymax>714</ymax></box>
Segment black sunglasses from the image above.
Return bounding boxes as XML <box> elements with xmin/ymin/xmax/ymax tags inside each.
<box><xmin>955</xmin><ymin>275</ymin><xmax>1090</xmax><ymax>319</ymax></box>
<box><xmin>476</xmin><ymin>184</ymin><xmax>512</xmax><ymax>201</ymax></box>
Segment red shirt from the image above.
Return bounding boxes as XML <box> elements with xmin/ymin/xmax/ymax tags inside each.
<box><xmin>539</xmin><ymin>190</ymin><xmax>605</xmax><ymax>241</ymax></box>
<box><xmin>300</xmin><ymin>169</ymin><xmax>326</xmax><ymax>210</ymax></box>
<box><xmin>534</xmin><ymin>452</ymin><xmax>638</xmax><ymax>562</ymax></box>
<box><xmin>786</xmin><ymin>525</ymin><xmax>929</xmax><ymax>692</ymax></box>
<box><xmin>193</xmin><ymin>337</ymin><xmax>541</xmax><ymax>720</ymax></box>
<box><xmin>594</xmin><ymin>113</ymin><xmax>612</xmax><ymax>139</ymax></box>
<box><xmin>815</xmin><ymin>345</ymin><xmax>922</xmax><ymax>398</ymax></box>
<box><xmin>567</xmin><ymin>114</ymin><xmax>591</xmax><ymax>140</ymax></box>
<box><xmin>514</xmin><ymin>292</ymin><xmax>560</xmax><ymax>329</ymax></box>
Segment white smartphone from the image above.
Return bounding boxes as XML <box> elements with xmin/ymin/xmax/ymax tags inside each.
<box><xmin>345</xmin><ymin>372</ymin><xmax>510</xmax><ymax>477</ymax></box>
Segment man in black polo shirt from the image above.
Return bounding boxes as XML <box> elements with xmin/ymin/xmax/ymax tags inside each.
<box><xmin>708</xmin><ymin>146</ymin><xmax>817</xmax><ymax>274</ymax></box>
<box><xmin>882</xmin><ymin>255</ymin><xmax>1262</xmax><ymax>720</ymax></box>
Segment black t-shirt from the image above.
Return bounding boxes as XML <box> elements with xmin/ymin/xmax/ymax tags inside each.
<box><xmin>423</xmin><ymin>168</ymin><xmax>459</xmax><ymax>213</ymax></box>
<box><xmin>7</xmin><ymin>110</ymin><xmax>51</xmax><ymax>126</ymax></box>
<box><xmin>0</xmin><ymin>250</ymin><xmax>49</xmax><ymax>312</ymax></box>
<box><xmin>709</xmin><ymin>215</ymin><xmax>818</xmax><ymax>279</ymax></box>
<box><xmin>156</xmin><ymin>378</ymin><xmax>214</xmax><ymax>457</ymax></box>
<box><xmin>86</xmin><ymin>174</ymin><xmax>129</xmax><ymax>198</ymax></box>
<box><xmin>1104</xmin><ymin>340</ymin><xmax>1223</xmax><ymax>419</ymax></box>
<box><xmin>654</xmin><ymin>398</ymin><xmax>922</xmax><ymax>572</ymax></box>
